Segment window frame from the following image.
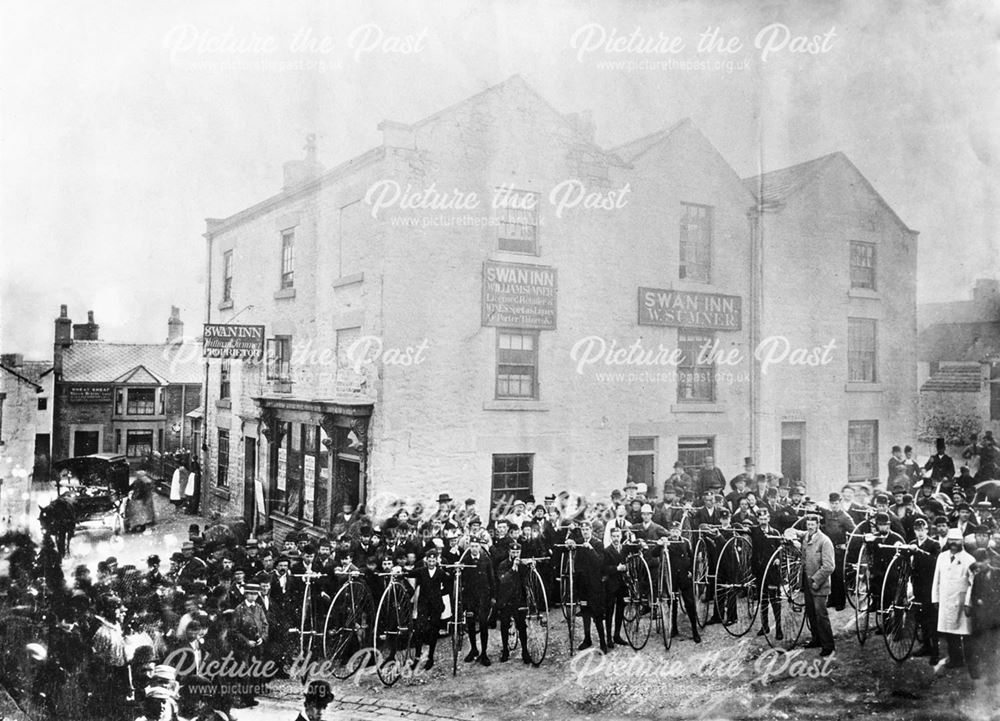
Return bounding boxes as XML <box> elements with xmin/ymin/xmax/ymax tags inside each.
<box><xmin>677</xmin><ymin>436</ymin><xmax>715</xmax><ymax>478</ymax></box>
<box><xmin>217</xmin><ymin>428</ymin><xmax>230</xmax><ymax>488</ymax></box>
<box><xmin>847</xmin><ymin>317</ymin><xmax>878</xmax><ymax>383</ymax></box>
<box><xmin>125</xmin><ymin>429</ymin><xmax>154</xmax><ymax>458</ymax></box>
<box><xmin>679</xmin><ymin>202</ymin><xmax>713</xmax><ymax>283</ymax></box>
<box><xmin>220</xmin><ymin>360</ymin><xmax>231</xmax><ymax>400</ymax></box>
<box><xmin>280</xmin><ymin>229</ymin><xmax>295</xmax><ymax>289</ymax></box>
<box><xmin>677</xmin><ymin>330</ymin><xmax>716</xmax><ymax>402</ymax></box>
<box><xmin>266</xmin><ymin>336</ymin><xmax>292</xmax><ymax>382</ymax></box>
<box><xmin>491</xmin><ymin>453</ymin><xmax>534</xmax><ymax>507</ymax></box>
<box><xmin>847</xmin><ymin>420</ymin><xmax>879</xmax><ymax>482</ymax></box>
<box><xmin>496</xmin><ymin>188</ymin><xmax>540</xmax><ymax>255</ymax></box>
<box><xmin>849</xmin><ymin>241</ymin><xmax>876</xmax><ymax>290</ymax></box>
<box><xmin>495</xmin><ymin>329</ymin><xmax>539</xmax><ymax>400</ymax></box>
<box><xmin>222</xmin><ymin>249</ymin><xmax>234</xmax><ymax>301</ymax></box>
<box><xmin>126</xmin><ymin>387</ymin><xmax>157</xmax><ymax>415</ymax></box>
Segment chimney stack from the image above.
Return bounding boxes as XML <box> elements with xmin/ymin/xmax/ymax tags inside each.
<box><xmin>282</xmin><ymin>134</ymin><xmax>325</xmax><ymax>191</ymax></box>
<box><xmin>0</xmin><ymin>353</ymin><xmax>24</xmax><ymax>369</ymax></box>
<box><xmin>55</xmin><ymin>305</ymin><xmax>72</xmax><ymax>347</ymax></box>
<box><xmin>167</xmin><ymin>306</ymin><xmax>184</xmax><ymax>344</ymax></box>
<box><xmin>72</xmin><ymin>310</ymin><xmax>100</xmax><ymax>341</ymax></box>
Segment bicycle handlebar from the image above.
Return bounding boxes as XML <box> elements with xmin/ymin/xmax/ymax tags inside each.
<box><xmin>877</xmin><ymin>543</ymin><xmax>931</xmax><ymax>556</ymax></box>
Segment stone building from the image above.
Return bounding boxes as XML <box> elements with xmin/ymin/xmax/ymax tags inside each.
<box><xmin>51</xmin><ymin>306</ymin><xmax>202</xmax><ymax>464</ymax></box>
<box><xmin>200</xmin><ymin>76</ymin><xmax>918</xmax><ymax>536</ymax></box>
<box><xmin>0</xmin><ymin>354</ymin><xmax>54</xmax><ymax>522</ymax></box>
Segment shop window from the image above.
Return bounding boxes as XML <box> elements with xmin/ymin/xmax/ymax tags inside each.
<box><xmin>491</xmin><ymin>453</ymin><xmax>533</xmax><ymax>507</ymax></box>
<box><xmin>126</xmin><ymin>430</ymin><xmax>153</xmax><ymax>458</ymax></box>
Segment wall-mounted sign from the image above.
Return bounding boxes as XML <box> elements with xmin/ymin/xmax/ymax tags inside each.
<box><xmin>203</xmin><ymin>324</ymin><xmax>265</xmax><ymax>359</ymax></box>
<box><xmin>637</xmin><ymin>288</ymin><xmax>742</xmax><ymax>331</ymax></box>
<box><xmin>68</xmin><ymin>385</ymin><xmax>113</xmax><ymax>403</ymax></box>
<box><xmin>482</xmin><ymin>261</ymin><xmax>557</xmax><ymax>329</ymax></box>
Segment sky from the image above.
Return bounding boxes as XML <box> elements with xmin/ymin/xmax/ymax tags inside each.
<box><xmin>2</xmin><ymin>0</ymin><xmax>998</xmax><ymax>358</ymax></box>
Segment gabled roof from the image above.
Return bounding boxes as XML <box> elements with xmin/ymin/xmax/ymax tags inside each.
<box><xmin>920</xmin><ymin>365</ymin><xmax>982</xmax><ymax>393</ymax></box>
<box><xmin>0</xmin><ymin>363</ymin><xmax>45</xmax><ymax>392</ymax></box>
<box><xmin>917</xmin><ymin>321</ymin><xmax>1000</xmax><ymax>363</ymax></box>
<box><xmin>609</xmin><ymin>118</ymin><xmax>692</xmax><ymax>163</ymax></box>
<box><xmin>743</xmin><ymin>151</ymin><xmax>916</xmax><ymax>233</ymax></box>
<box><xmin>61</xmin><ymin>341</ymin><xmax>203</xmax><ymax>384</ymax></box>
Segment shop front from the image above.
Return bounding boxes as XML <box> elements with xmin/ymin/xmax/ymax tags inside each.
<box><xmin>256</xmin><ymin>397</ymin><xmax>372</xmax><ymax>541</ymax></box>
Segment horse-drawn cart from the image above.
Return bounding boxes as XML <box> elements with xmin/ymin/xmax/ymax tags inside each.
<box><xmin>41</xmin><ymin>455</ymin><xmax>130</xmax><ymax>554</ymax></box>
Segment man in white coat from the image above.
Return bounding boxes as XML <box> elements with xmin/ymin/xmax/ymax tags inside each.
<box><xmin>931</xmin><ymin>527</ymin><xmax>976</xmax><ymax>669</ymax></box>
<box><xmin>169</xmin><ymin>464</ymin><xmax>188</xmax><ymax>512</ymax></box>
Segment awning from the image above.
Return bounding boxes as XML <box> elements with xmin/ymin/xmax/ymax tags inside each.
<box><xmin>186</xmin><ymin>408</ymin><xmax>204</xmax><ymax>419</ymax></box>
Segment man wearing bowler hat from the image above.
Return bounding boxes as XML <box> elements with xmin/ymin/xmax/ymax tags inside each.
<box><xmin>822</xmin><ymin>493</ymin><xmax>855</xmax><ymax>611</ymax></box>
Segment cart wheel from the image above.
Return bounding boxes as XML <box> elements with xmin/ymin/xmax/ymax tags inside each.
<box><xmin>715</xmin><ymin>535</ymin><xmax>759</xmax><ymax>637</ymax></box>
<box><xmin>525</xmin><ymin>568</ymin><xmax>549</xmax><ymax>666</ymax></box>
<box><xmin>323</xmin><ymin>581</ymin><xmax>374</xmax><ymax>678</ymax></box>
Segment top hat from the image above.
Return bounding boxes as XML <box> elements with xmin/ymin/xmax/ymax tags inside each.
<box><xmin>437</xmin><ymin>493</ymin><xmax>453</xmax><ymax>504</ymax></box>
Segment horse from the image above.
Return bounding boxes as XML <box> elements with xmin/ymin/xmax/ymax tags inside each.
<box><xmin>38</xmin><ymin>496</ymin><xmax>76</xmax><ymax>558</ymax></box>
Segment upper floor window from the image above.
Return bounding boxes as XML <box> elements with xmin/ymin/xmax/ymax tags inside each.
<box><xmin>850</xmin><ymin>241</ymin><xmax>876</xmax><ymax>290</ymax></box>
<box><xmin>496</xmin><ymin>329</ymin><xmax>538</xmax><ymax>399</ymax></box>
<box><xmin>280</xmin><ymin>229</ymin><xmax>295</xmax><ymax>289</ymax></box>
<box><xmin>679</xmin><ymin>203</ymin><xmax>712</xmax><ymax>283</ymax></box>
<box><xmin>677</xmin><ymin>331</ymin><xmax>715</xmax><ymax>402</ymax></box>
<box><xmin>222</xmin><ymin>250</ymin><xmax>234</xmax><ymax>301</ymax></box>
<box><xmin>848</xmin><ymin>318</ymin><xmax>878</xmax><ymax>383</ymax></box>
<box><xmin>267</xmin><ymin>336</ymin><xmax>292</xmax><ymax>383</ymax></box>
<box><xmin>496</xmin><ymin>188</ymin><xmax>539</xmax><ymax>254</ymax></box>
<box><xmin>126</xmin><ymin>388</ymin><xmax>156</xmax><ymax>415</ymax></box>
<box><xmin>220</xmin><ymin>360</ymin><xmax>231</xmax><ymax>399</ymax></box>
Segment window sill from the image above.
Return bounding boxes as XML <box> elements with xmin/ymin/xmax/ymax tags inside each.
<box><xmin>848</xmin><ymin>288</ymin><xmax>880</xmax><ymax>300</ymax></box>
<box><xmin>484</xmin><ymin>399</ymin><xmax>549</xmax><ymax>411</ymax></box>
<box><xmin>488</xmin><ymin>250</ymin><xmax>543</xmax><ymax>263</ymax></box>
<box><xmin>332</xmin><ymin>272</ymin><xmax>364</xmax><ymax>288</ymax></box>
<box><xmin>670</xmin><ymin>403</ymin><xmax>725</xmax><ymax>413</ymax></box>
<box><xmin>216</xmin><ymin>399</ymin><xmax>231</xmax><ymax>410</ymax></box>
<box><xmin>212</xmin><ymin>486</ymin><xmax>231</xmax><ymax>500</ymax></box>
<box><xmin>274</xmin><ymin>287</ymin><xmax>296</xmax><ymax>300</ymax></box>
<box><xmin>845</xmin><ymin>383</ymin><xmax>882</xmax><ymax>393</ymax></box>
<box><xmin>218</xmin><ymin>299</ymin><xmax>234</xmax><ymax>311</ymax></box>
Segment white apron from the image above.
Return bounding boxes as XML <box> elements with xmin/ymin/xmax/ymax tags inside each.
<box><xmin>931</xmin><ymin>549</ymin><xmax>975</xmax><ymax>634</ymax></box>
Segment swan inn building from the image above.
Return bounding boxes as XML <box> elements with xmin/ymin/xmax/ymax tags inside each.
<box><xmin>199</xmin><ymin>76</ymin><xmax>918</xmax><ymax>537</ymax></box>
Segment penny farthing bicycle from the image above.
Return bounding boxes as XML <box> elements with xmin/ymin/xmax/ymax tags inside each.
<box><xmin>715</xmin><ymin>526</ymin><xmax>760</xmax><ymax>637</ymax></box>
<box><xmin>555</xmin><ymin>543</ymin><xmax>581</xmax><ymax>656</ymax></box>
<box><xmin>441</xmin><ymin>552</ymin><xmax>476</xmax><ymax>676</ymax></box>
<box><xmin>844</xmin><ymin>518</ymin><xmax>875</xmax><ymax>642</ymax></box>
<box><xmin>506</xmin><ymin>557</ymin><xmax>550</xmax><ymax>666</ymax></box>
<box><xmin>372</xmin><ymin>569</ymin><xmax>416</xmax><ymax>686</ymax></box>
<box><xmin>622</xmin><ymin>539</ymin><xmax>654</xmax><ymax>650</ymax></box>
<box><xmin>879</xmin><ymin>543</ymin><xmax>929</xmax><ymax>662</ymax></box>
<box><xmin>322</xmin><ymin>569</ymin><xmax>376</xmax><ymax>678</ymax></box>
<box><xmin>759</xmin><ymin>533</ymin><xmax>807</xmax><ymax>650</ymax></box>
<box><xmin>293</xmin><ymin>570</ymin><xmax>327</xmax><ymax>660</ymax></box>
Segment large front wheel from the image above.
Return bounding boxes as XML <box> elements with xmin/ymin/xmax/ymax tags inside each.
<box><xmin>623</xmin><ymin>555</ymin><xmax>653</xmax><ymax>650</ymax></box>
<box><xmin>715</xmin><ymin>535</ymin><xmax>759</xmax><ymax>637</ymax></box>
<box><xmin>692</xmin><ymin>540</ymin><xmax>712</xmax><ymax>628</ymax></box>
<box><xmin>322</xmin><ymin>581</ymin><xmax>374</xmax><ymax>679</ymax></box>
<box><xmin>374</xmin><ymin>581</ymin><xmax>415</xmax><ymax>686</ymax></box>
<box><xmin>525</xmin><ymin>567</ymin><xmax>549</xmax><ymax>666</ymax></box>
<box><xmin>881</xmin><ymin>555</ymin><xmax>917</xmax><ymax>662</ymax></box>
<box><xmin>759</xmin><ymin>546</ymin><xmax>806</xmax><ymax>650</ymax></box>
<box><xmin>658</xmin><ymin>551</ymin><xmax>675</xmax><ymax>650</ymax></box>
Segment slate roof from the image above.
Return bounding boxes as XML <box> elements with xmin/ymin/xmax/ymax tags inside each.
<box><xmin>743</xmin><ymin>153</ymin><xmax>839</xmax><ymax>205</ymax></box>
<box><xmin>608</xmin><ymin>118</ymin><xmax>691</xmax><ymax>163</ymax></box>
<box><xmin>60</xmin><ymin>341</ymin><xmax>203</xmax><ymax>384</ymax></box>
<box><xmin>920</xmin><ymin>365</ymin><xmax>983</xmax><ymax>393</ymax></box>
<box><xmin>917</xmin><ymin>322</ymin><xmax>1000</xmax><ymax>363</ymax></box>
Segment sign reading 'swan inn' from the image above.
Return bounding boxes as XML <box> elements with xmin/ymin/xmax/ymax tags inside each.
<box><xmin>203</xmin><ymin>323</ymin><xmax>266</xmax><ymax>359</ymax></box>
<box><xmin>482</xmin><ymin>261</ymin><xmax>557</xmax><ymax>329</ymax></box>
<box><xmin>638</xmin><ymin>288</ymin><xmax>742</xmax><ymax>331</ymax></box>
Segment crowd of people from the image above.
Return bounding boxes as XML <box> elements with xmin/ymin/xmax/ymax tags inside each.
<box><xmin>1</xmin><ymin>441</ymin><xmax>999</xmax><ymax>720</ymax></box>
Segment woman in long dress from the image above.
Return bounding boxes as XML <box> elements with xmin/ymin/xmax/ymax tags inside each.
<box><xmin>126</xmin><ymin>470</ymin><xmax>157</xmax><ymax>532</ymax></box>
<box><xmin>169</xmin><ymin>464</ymin><xmax>188</xmax><ymax>512</ymax></box>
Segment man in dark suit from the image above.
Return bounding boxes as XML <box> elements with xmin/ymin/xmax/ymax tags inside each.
<box><xmin>407</xmin><ymin>548</ymin><xmax>450</xmax><ymax>670</ymax></box>
<box><xmin>924</xmin><ymin>437</ymin><xmax>956</xmax><ymax>487</ymax></box>
<box><xmin>232</xmin><ymin>583</ymin><xmax>268</xmax><ymax>708</ymax></box>
<box><xmin>603</xmin><ymin>526</ymin><xmax>628</xmax><ymax>647</ymax></box>
<box><xmin>909</xmin><ymin>517</ymin><xmax>941</xmax><ymax>662</ymax></box>
<box><xmin>692</xmin><ymin>491</ymin><xmax>724</xmax><ymax>623</ymax></box>
<box><xmin>696</xmin><ymin>456</ymin><xmax>727</xmax><ymax>503</ymax></box>
<box><xmin>665</xmin><ymin>521</ymin><xmax>701</xmax><ymax>643</ymax></box>
<box><xmin>461</xmin><ymin>537</ymin><xmax>496</xmax><ymax>666</ymax></box>
<box><xmin>496</xmin><ymin>543</ymin><xmax>533</xmax><ymax>664</ymax></box>
<box><xmin>268</xmin><ymin>556</ymin><xmax>297</xmax><ymax>676</ymax></box>
<box><xmin>566</xmin><ymin>523</ymin><xmax>608</xmax><ymax>653</ymax></box>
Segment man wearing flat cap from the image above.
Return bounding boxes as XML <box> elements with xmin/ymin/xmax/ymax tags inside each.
<box><xmin>822</xmin><ymin>493</ymin><xmax>855</xmax><ymax>612</ymax></box>
<box><xmin>232</xmin><ymin>582</ymin><xmax>268</xmax><ymax>707</ymax></box>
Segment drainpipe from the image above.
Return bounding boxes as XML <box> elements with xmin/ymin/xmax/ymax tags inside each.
<box><xmin>747</xmin><ymin>203</ymin><xmax>763</xmax><ymax>466</ymax></box>
<box><xmin>202</xmin><ymin>228</ymin><xmax>213</xmax><ymax>515</ymax></box>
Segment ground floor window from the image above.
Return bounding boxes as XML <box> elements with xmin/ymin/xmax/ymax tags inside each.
<box><xmin>678</xmin><ymin>436</ymin><xmax>714</xmax><ymax>478</ymax></box>
<box><xmin>848</xmin><ymin>420</ymin><xmax>878</xmax><ymax>482</ymax></box>
<box><xmin>217</xmin><ymin>429</ymin><xmax>230</xmax><ymax>488</ymax></box>
<box><xmin>271</xmin><ymin>421</ymin><xmax>328</xmax><ymax>525</ymax></box>
<box><xmin>126</xmin><ymin>430</ymin><xmax>153</xmax><ymax>458</ymax></box>
<box><xmin>491</xmin><ymin>453</ymin><xmax>533</xmax><ymax>508</ymax></box>
<box><xmin>627</xmin><ymin>437</ymin><xmax>656</xmax><ymax>488</ymax></box>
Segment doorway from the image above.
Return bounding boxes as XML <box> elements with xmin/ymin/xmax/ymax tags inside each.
<box><xmin>781</xmin><ymin>422</ymin><xmax>805</xmax><ymax>487</ymax></box>
<box><xmin>73</xmin><ymin>430</ymin><xmax>99</xmax><ymax>456</ymax></box>
<box><xmin>243</xmin><ymin>437</ymin><xmax>257</xmax><ymax>527</ymax></box>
